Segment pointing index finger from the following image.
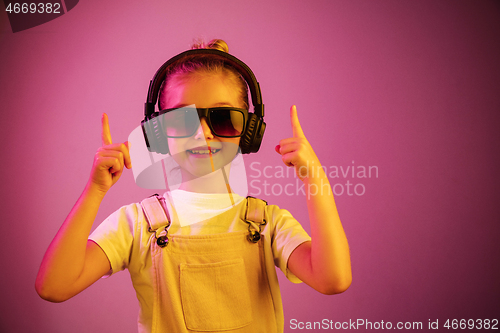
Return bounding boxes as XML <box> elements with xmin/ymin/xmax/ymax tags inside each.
<box><xmin>290</xmin><ymin>105</ymin><xmax>305</xmax><ymax>138</ymax></box>
<box><xmin>101</xmin><ymin>113</ymin><xmax>113</xmax><ymax>146</ymax></box>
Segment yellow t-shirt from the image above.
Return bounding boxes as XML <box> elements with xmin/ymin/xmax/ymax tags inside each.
<box><xmin>89</xmin><ymin>190</ymin><xmax>311</xmax><ymax>332</ymax></box>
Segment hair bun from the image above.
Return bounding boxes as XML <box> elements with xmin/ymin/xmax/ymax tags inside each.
<box><xmin>191</xmin><ymin>39</ymin><xmax>229</xmax><ymax>53</ymax></box>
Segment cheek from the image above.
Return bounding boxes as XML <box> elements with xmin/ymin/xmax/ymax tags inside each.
<box><xmin>230</xmin><ymin>137</ymin><xmax>241</xmax><ymax>147</ymax></box>
<box><xmin>167</xmin><ymin>138</ymin><xmax>186</xmax><ymax>155</ymax></box>
<box><xmin>221</xmin><ymin>138</ymin><xmax>241</xmax><ymax>156</ymax></box>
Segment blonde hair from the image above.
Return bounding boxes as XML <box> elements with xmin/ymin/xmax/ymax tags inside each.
<box><xmin>158</xmin><ymin>39</ymin><xmax>249</xmax><ymax>110</ymax></box>
<box><xmin>190</xmin><ymin>38</ymin><xmax>229</xmax><ymax>53</ymax></box>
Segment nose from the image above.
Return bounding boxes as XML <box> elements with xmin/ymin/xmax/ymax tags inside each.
<box><xmin>194</xmin><ymin>117</ymin><xmax>214</xmax><ymax>140</ymax></box>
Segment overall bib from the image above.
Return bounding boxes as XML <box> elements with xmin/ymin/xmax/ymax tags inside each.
<box><xmin>141</xmin><ymin>196</ymin><xmax>279</xmax><ymax>333</ymax></box>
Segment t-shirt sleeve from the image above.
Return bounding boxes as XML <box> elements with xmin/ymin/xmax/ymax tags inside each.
<box><xmin>88</xmin><ymin>203</ymin><xmax>138</xmax><ymax>276</ymax></box>
<box><xmin>267</xmin><ymin>205</ymin><xmax>311</xmax><ymax>283</ymax></box>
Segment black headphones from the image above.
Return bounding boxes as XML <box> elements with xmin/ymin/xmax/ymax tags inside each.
<box><xmin>141</xmin><ymin>49</ymin><xmax>266</xmax><ymax>155</ymax></box>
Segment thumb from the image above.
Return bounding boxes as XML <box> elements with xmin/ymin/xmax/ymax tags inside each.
<box><xmin>290</xmin><ymin>105</ymin><xmax>305</xmax><ymax>138</ymax></box>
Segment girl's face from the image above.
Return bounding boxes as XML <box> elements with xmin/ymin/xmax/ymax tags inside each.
<box><xmin>163</xmin><ymin>73</ymin><xmax>244</xmax><ymax>181</ymax></box>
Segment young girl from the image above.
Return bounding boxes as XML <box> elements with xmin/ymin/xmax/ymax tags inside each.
<box><xmin>36</xmin><ymin>39</ymin><xmax>352</xmax><ymax>333</ymax></box>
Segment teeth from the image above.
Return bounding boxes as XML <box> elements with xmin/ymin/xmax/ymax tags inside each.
<box><xmin>188</xmin><ymin>149</ymin><xmax>220</xmax><ymax>155</ymax></box>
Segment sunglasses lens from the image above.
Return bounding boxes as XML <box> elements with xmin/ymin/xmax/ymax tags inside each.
<box><xmin>161</xmin><ymin>108</ymin><xmax>246</xmax><ymax>137</ymax></box>
<box><xmin>163</xmin><ymin>108</ymin><xmax>199</xmax><ymax>137</ymax></box>
<box><xmin>210</xmin><ymin>109</ymin><xmax>245</xmax><ymax>137</ymax></box>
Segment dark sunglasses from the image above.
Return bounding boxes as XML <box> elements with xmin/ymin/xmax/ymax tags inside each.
<box><xmin>155</xmin><ymin>107</ymin><xmax>248</xmax><ymax>138</ymax></box>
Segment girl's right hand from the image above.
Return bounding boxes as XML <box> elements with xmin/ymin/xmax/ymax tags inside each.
<box><xmin>88</xmin><ymin>113</ymin><xmax>132</xmax><ymax>194</ymax></box>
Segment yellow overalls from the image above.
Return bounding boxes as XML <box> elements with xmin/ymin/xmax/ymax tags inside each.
<box><xmin>141</xmin><ymin>195</ymin><xmax>281</xmax><ymax>332</ymax></box>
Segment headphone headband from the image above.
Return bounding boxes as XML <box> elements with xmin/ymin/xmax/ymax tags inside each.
<box><xmin>145</xmin><ymin>49</ymin><xmax>264</xmax><ymax>119</ymax></box>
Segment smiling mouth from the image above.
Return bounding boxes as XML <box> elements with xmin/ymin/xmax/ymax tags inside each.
<box><xmin>187</xmin><ymin>148</ymin><xmax>221</xmax><ymax>155</ymax></box>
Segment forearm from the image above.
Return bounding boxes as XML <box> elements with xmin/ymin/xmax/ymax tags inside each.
<box><xmin>277</xmin><ymin>105</ymin><xmax>351</xmax><ymax>294</ymax></box>
<box><xmin>36</xmin><ymin>114</ymin><xmax>130</xmax><ymax>301</ymax></box>
<box><xmin>35</xmin><ymin>182</ymin><xmax>106</xmax><ymax>298</ymax></box>
<box><xmin>304</xmin><ymin>169</ymin><xmax>352</xmax><ymax>292</ymax></box>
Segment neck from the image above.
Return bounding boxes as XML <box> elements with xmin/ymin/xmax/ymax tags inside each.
<box><xmin>179</xmin><ymin>163</ymin><xmax>234</xmax><ymax>194</ymax></box>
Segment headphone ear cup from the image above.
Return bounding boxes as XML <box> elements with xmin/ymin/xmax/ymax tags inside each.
<box><xmin>240</xmin><ymin>113</ymin><xmax>266</xmax><ymax>154</ymax></box>
<box><xmin>142</xmin><ymin>117</ymin><xmax>169</xmax><ymax>154</ymax></box>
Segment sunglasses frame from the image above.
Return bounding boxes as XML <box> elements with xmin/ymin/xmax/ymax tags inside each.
<box><xmin>154</xmin><ymin>107</ymin><xmax>248</xmax><ymax>138</ymax></box>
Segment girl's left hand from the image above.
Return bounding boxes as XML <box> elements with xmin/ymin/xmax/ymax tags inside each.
<box><xmin>275</xmin><ymin>105</ymin><xmax>322</xmax><ymax>181</ymax></box>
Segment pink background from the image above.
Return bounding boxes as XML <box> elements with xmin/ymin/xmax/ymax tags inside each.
<box><xmin>1</xmin><ymin>1</ymin><xmax>499</xmax><ymax>331</ymax></box>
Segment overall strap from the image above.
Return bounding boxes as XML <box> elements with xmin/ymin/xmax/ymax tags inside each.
<box><xmin>140</xmin><ymin>194</ymin><xmax>170</xmax><ymax>232</ymax></box>
<box><xmin>245</xmin><ymin>196</ymin><xmax>267</xmax><ymax>224</ymax></box>
<box><xmin>141</xmin><ymin>194</ymin><xmax>268</xmax><ymax>245</ymax></box>
<box><xmin>243</xmin><ymin>196</ymin><xmax>268</xmax><ymax>243</ymax></box>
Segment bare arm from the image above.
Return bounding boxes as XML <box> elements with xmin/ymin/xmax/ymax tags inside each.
<box><xmin>35</xmin><ymin>114</ymin><xmax>132</xmax><ymax>302</ymax></box>
<box><xmin>276</xmin><ymin>106</ymin><xmax>352</xmax><ymax>295</ymax></box>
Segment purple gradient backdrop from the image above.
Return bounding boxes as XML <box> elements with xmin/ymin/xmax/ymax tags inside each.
<box><xmin>1</xmin><ymin>1</ymin><xmax>499</xmax><ymax>332</ymax></box>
